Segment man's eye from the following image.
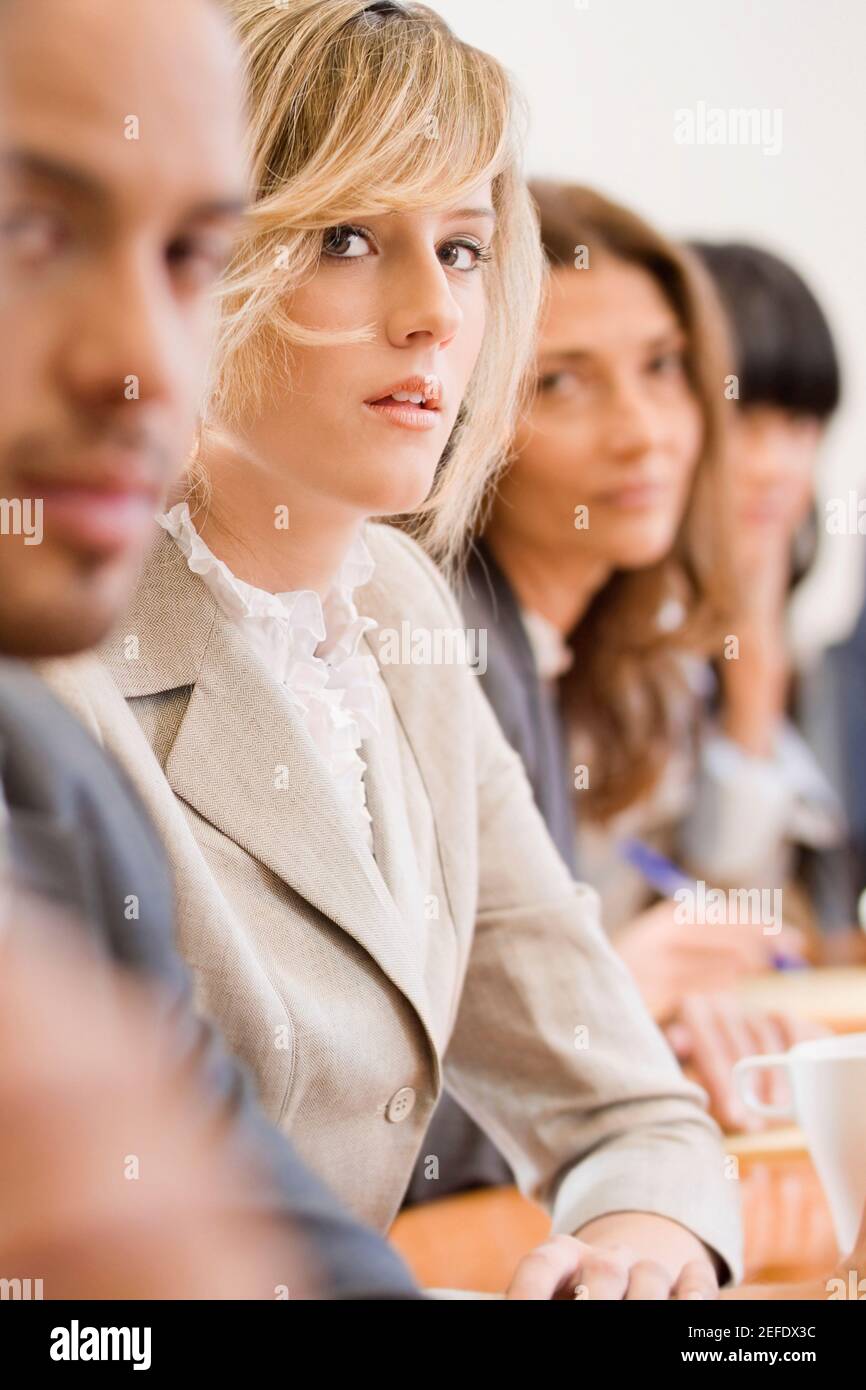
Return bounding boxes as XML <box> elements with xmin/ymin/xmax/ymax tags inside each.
<box><xmin>0</xmin><ymin>208</ymin><xmax>68</xmax><ymax>265</ymax></box>
<box><xmin>166</xmin><ymin>234</ymin><xmax>233</xmax><ymax>288</ymax></box>
<box><xmin>322</xmin><ymin>225</ymin><xmax>372</xmax><ymax>260</ymax></box>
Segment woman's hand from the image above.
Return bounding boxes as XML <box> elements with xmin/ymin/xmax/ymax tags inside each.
<box><xmin>615</xmin><ymin>899</ymin><xmax>807</xmax><ymax>1023</ymax></box>
<box><xmin>665</xmin><ymin>992</ymin><xmax>829</xmax><ymax>1132</ymax></box>
<box><xmin>506</xmin><ymin>1214</ymin><xmax>720</xmax><ymax>1300</ymax></box>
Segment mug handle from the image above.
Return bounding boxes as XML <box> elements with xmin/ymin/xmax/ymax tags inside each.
<box><xmin>733</xmin><ymin>1053</ymin><xmax>795</xmax><ymax>1120</ymax></box>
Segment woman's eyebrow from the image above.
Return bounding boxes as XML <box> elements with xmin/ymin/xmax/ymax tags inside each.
<box><xmin>443</xmin><ymin>205</ymin><xmax>497</xmax><ymax>222</ymax></box>
<box><xmin>644</xmin><ymin>328</ymin><xmax>687</xmax><ymax>351</ymax></box>
<box><xmin>540</xmin><ymin>347</ymin><xmax>593</xmax><ymax>362</ymax></box>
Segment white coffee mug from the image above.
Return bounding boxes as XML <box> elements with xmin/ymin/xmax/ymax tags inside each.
<box><xmin>734</xmin><ymin>1032</ymin><xmax>866</xmax><ymax>1252</ymax></box>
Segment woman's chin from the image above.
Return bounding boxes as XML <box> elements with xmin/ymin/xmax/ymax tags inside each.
<box><xmin>602</xmin><ymin>531</ymin><xmax>678</xmax><ymax>571</ymax></box>
<box><xmin>606</xmin><ymin>514</ymin><xmax>679</xmax><ymax>566</ymax></box>
<box><xmin>357</xmin><ymin>472</ymin><xmax>438</xmax><ymax>520</ymax></box>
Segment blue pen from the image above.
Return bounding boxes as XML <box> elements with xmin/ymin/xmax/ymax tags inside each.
<box><xmin>619</xmin><ymin>837</ymin><xmax>807</xmax><ymax>971</ymax></box>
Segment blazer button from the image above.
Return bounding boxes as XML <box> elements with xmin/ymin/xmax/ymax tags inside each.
<box><xmin>385</xmin><ymin>1087</ymin><xmax>416</xmax><ymax>1123</ymax></box>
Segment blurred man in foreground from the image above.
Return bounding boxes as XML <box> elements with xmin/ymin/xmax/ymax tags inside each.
<box><xmin>0</xmin><ymin>0</ymin><xmax>419</xmax><ymax>1300</ymax></box>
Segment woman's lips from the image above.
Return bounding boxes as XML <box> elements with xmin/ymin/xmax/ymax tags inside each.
<box><xmin>363</xmin><ymin>397</ymin><xmax>441</xmax><ymax>432</ymax></box>
<box><xmin>740</xmin><ymin>503</ymin><xmax>788</xmax><ymax>525</ymax></box>
<box><xmin>597</xmin><ymin>482</ymin><xmax>669</xmax><ymax>511</ymax></box>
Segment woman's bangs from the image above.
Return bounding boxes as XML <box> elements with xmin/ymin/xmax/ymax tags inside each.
<box><xmin>299</xmin><ymin>57</ymin><xmax>512</xmax><ymax>223</ymax></box>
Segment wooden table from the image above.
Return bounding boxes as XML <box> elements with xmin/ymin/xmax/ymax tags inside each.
<box><xmin>389</xmin><ymin>967</ymin><xmax>866</xmax><ymax>1293</ymax></box>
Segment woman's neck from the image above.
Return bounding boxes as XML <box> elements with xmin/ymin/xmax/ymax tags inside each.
<box><xmin>186</xmin><ymin>434</ymin><xmax>363</xmax><ymax>598</ymax></box>
<box><xmin>485</xmin><ymin>523</ymin><xmax>611</xmax><ymax>636</ymax></box>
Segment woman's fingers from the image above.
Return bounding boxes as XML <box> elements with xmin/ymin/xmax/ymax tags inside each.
<box><xmin>505</xmin><ymin>1234</ymin><xmax>591</xmax><ymax>1300</ymax></box>
<box><xmin>676</xmin><ymin>994</ymin><xmax>783</xmax><ymax>1129</ymax></box>
<box><xmin>676</xmin><ymin>994</ymin><xmax>748</xmax><ymax>1128</ymax></box>
<box><xmin>623</xmin><ymin>1259</ymin><xmax>674</xmax><ymax>1300</ymax></box>
<box><xmin>576</xmin><ymin>1243</ymin><xmax>634</xmax><ymax>1300</ymax></box>
<box><xmin>506</xmin><ymin>1236</ymin><xmax>672</xmax><ymax>1301</ymax></box>
<box><xmin>507</xmin><ymin>1233</ymin><xmax>721</xmax><ymax>1302</ymax></box>
<box><xmin>672</xmin><ymin>995</ymin><xmax>816</xmax><ymax>1130</ymax></box>
<box><xmin>674</xmin><ymin>1259</ymin><xmax>720</xmax><ymax>1300</ymax></box>
<box><xmin>664</xmin><ymin>1018</ymin><xmax>693</xmax><ymax>1060</ymax></box>
<box><xmin>740</xmin><ymin>1010</ymin><xmax>789</xmax><ymax>1110</ymax></box>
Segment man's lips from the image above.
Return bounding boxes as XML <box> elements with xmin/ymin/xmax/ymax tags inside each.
<box><xmin>15</xmin><ymin>465</ymin><xmax>162</xmax><ymax>556</ymax></box>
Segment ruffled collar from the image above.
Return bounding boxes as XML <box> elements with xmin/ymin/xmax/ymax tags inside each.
<box><xmin>158</xmin><ymin>501</ymin><xmax>382</xmax><ymax>848</ymax></box>
<box><xmin>159</xmin><ymin>502</ymin><xmax>376</xmax><ymax>650</ymax></box>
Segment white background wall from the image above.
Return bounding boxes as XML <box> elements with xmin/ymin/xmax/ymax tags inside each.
<box><xmin>427</xmin><ymin>0</ymin><xmax>866</xmax><ymax>653</ymax></box>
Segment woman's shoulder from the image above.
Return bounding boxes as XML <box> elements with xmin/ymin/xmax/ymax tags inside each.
<box><xmin>362</xmin><ymin>523</ymin><xmax>463</xmax><ymax>626</ymax></box>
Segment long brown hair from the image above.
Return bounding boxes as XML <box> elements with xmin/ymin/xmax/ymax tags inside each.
<box><xmin>490</xmin><ymin>182</ymin><xmax>734</xmax><ymax>820</ymax></box>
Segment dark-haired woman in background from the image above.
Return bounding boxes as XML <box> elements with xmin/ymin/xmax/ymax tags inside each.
<box><xmin>682</xmin><ymin>242</ymin><xmax>846</xmax><ymax>924</ymax></box>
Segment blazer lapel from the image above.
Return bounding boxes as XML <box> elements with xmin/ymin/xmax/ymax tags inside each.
<box><xmin>104</xmin><ymin>531</ymin><xmax>442</xmax><ymax>1068</ymax></box>
<box><xmin>361</xmin><ymin>680</ymin><xmax>430</xmax><ymax>940</ymax></box>
<box><xmin>357</xmin><ymin>554</ymin><xmax>468</xmax><ymax>939</ymax></box>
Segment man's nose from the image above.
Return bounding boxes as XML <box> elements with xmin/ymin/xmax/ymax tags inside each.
<box><xmin>60</xmin><ymin>249</ymin><xmax>181</xmax><ymax>410</ymax></box>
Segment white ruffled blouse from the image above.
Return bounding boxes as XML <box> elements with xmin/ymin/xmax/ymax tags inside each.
<box><xmin>159</xmin><ymin>503</ymin><xmax>382</xmax><ymax>853</ymax></box>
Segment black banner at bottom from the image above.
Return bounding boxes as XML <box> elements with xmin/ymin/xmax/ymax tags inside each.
<box><xmin>0</xmin><ymin>1291</ymin><xmax>861</xmax><ymax>1375</ymax></box>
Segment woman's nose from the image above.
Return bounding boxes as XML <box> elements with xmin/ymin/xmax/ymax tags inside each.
<box><xmin>605</xmin><ymin>383</ymin><xmax>662</xmax><ymax>460</ymax></box>
<box><xmin>385</xmin><ymin>258</ymin><xmax>462</xmax><ymax>349</ymax></box>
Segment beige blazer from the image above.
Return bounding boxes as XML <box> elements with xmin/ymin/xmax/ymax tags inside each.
<box><xmin>41</xmin><ymin>523</ymin><xmax>741</xmax><ymax>1275</ymax></box>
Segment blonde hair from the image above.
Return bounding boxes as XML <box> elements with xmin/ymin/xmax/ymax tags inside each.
<box><xmin>205</xmin><ymin>0</ymin><xmax>544</xmax><ymax>570</ymax></box>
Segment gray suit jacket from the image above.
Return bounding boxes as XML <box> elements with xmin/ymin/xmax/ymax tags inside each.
<box><xmin>461</xmin><ymin>540</ymin><xmax>577</xmax><ymax>873</ymax></box>
<box><xmin>0</xmin><ymin>657</ymin><xmax>420</xmax><ymax>1300</ymax></box>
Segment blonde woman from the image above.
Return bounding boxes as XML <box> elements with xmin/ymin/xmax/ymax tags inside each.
<box><xmin>43</xmin><ymin>0</ymin><xmax>740</xmax><ymax>1297</ymax></box>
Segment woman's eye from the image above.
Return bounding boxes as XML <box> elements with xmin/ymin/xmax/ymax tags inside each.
<box><xmin>648</xmin><ymin>349</ymin><xmax>686</xmax><ymax>377</ymax></box>
<box><xmin>0</xmin><ymin>208</ymin><xmax>68</xmax><ymax>266</ymax></box>
<box><xmin>438</xmin><ymin>239</ymin><xmax>488</xmax><ymax>272</ymax></box>
<box><xmin>538</xmin><ymin>370</ymin><xmax>582</xmax><ymax>397</ymax></box>
<box><xmin>322</xmin><ymin>225</ymin><xmax>372</xmax><ymax>260</ymax></box>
